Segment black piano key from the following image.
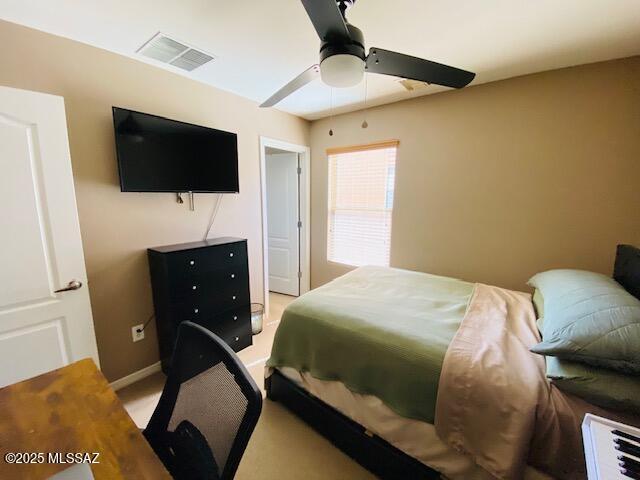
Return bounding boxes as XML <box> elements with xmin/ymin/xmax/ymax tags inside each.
<box><xmin>615</xmin><ymin>438</ymin><xmax>640</xmax><ymax>458</ymax></box>
<box><xmin>621</xmin><ymin>456</ymin><xmax>640</xmax><ymax>473</ymax></box>
<box><xmin>621</xmin><ymin>468</ymin><xmax>640</xmax><ymax>480</ymax></box>
<box><xmin>621</xmin><ymin>463</ymin><xmax>640</xmax><ymax>477</ymax></box>
<box><xmin>614</xmin><ymin>429</ymin><xmax>640</xmax><ymax>444</ymax></box>
<box><xmin>619</xmin><ymin>455</ymin><xmax>640</xmax><ymax>469</ymax></box>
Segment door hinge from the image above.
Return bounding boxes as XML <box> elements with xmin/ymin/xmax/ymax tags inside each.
<box><xmin>297</xmin><ymin>166</ymin><xmax>302</xmax><ymax>175</ymax></box>
<box><xmin>297</xmin><ymin>271</ymin><xmax>302</xmax><ymax>279</ymax></box>
<box><xmin>297</xmin><ymin>220</ymin><xmax>302</xmax><ymax>228</ymax></box>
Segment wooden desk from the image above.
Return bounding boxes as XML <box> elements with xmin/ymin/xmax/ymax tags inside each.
<box><xmin>0</xmin><ymin>359</ymin><xmax>170</xmax><ymax>479</ymax></box>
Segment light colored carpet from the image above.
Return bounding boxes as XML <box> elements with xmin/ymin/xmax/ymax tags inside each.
<box><xmin>236</xmin><ymin>399</ymin><xmax>375</xmax><ymax>480</ymax></box>
<box><xmin>117</xmin><ymin>292</ymin><xmax>375</xmax><ymax>479</ymax></box>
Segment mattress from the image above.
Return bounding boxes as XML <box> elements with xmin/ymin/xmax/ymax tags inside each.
<box><xmin>266</xmin><ymin>265</ymin><xmax>473</xmax><ymax>423</ymax></box>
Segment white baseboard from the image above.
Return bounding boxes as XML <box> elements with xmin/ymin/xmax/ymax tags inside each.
<box><xmin>110</xmin><ymin>361</ymin><xmax>162</xmax><ymax>391</ymax></box>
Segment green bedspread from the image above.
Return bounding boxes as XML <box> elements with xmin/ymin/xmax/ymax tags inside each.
<box><xmin>267</xmin><ymin>266</ymin><xmax>474</xmax><ymax>424</ymax></box>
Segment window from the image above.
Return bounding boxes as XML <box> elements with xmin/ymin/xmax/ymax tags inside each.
<box><xmin>327</xmin><ymin>141</ymin><xmax>398</xmax><ymax>267</ymax></box>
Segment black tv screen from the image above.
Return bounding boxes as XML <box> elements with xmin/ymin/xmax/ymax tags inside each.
<box><xmin>113</xmin><ymin>107</ymin><xmax>239</xmax><ymax>193</ymax></box>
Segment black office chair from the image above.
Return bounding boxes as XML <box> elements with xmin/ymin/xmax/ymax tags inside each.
<box><xmin>143</xmin><ymin>321</ymin><xmax>262</xmax><ymax>480</ymax></box>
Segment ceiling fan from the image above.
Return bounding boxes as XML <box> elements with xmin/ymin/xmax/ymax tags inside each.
<box><xmin>260</xmin><ymin>0</ymin><xmax>476</xmax><ymax>108</ymax></box>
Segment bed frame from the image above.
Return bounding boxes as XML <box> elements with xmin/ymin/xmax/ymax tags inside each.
<box><xmin>266</xmin><ymin>244</ymin><xmax>640</xmax><ymax>479</ymax></box>
<box><xmin>265</xmin><ymin>370</ymin><xmax>439</xmax><ymax>480</ymax></box>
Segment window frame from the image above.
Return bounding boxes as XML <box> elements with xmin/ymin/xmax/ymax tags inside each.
<box><xmin>326</xmin><ymin>140</ymin><xmax>399</xmax><ymax>268</ymax></box>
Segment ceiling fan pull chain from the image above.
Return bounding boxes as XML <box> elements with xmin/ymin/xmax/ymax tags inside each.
<box><xmin>362</xmin><ymin>74</ymin><xmax>368</xmax><ymax>129</ymax></box>
<box><xmin>329</xmin><ymin>87</ymin><xmax>334</xmax><ymax>136</ymax></box>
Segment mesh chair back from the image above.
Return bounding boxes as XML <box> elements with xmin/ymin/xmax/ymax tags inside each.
<box><xmin>144</xmin><ymin>321</ymin><xmax>262</xmax><ymax>480</ymax></box>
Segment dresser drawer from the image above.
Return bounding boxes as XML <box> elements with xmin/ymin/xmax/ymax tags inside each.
<box><xmin>168</xmin><ymin>288</ymin><xmax>250</xmax><ymax>323</ymax></box>
<box><xmin>224</xmin><ymin>330</ymin><xmax>252</xmax><ymax>353</ymax></box>
<box><xmin>193</xmin><ymin>306</ymin><xmax>252</xmax><ymax>352</ymax></box>
<box><xmin>166</xmin><ymin>243</ymin><xmax>247</xmax><ymax>279</ymax></box>
<box><xmin>166</xmin><ymin>267</ymin><xmax>248</xmax><ymax>302</ymax></box>
<box><xmin>167</xmin><ymin>272</ymin><xmax>249</xmax><ymax>303</ymax></box>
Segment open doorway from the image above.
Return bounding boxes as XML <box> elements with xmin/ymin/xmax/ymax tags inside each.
<box><xmin>259</xmin><ymin>137</ymin><xmax>310</xmax><ymax>319</ymax></box>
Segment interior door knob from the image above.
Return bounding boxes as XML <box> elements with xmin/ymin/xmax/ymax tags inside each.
<box><xmin>54</xmin><ymin>280</ymin><xmax>83</xmax><ymax>293</ymax></box>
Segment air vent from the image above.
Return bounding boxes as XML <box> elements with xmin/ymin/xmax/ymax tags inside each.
<box><xmin>137</xmin><ymin>32</ymin><xmax>215</xmax><ymax>72</ymax></box>
<box><xmin>397</xmin><ymin>79</ymin><xmax>429</xmax><ymax>91</ymax></box>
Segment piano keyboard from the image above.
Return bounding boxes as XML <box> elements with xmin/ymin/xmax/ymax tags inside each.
<box><xmin>583</xmin><ymin>414</ymin><xmax>640</xmax><ymax>480</ymax></box>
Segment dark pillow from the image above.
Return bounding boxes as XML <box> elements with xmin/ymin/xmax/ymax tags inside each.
<box><xmin>614</xmin><ymin>244</ymin><xmax>640</xmax><ymax>300</ymax></box>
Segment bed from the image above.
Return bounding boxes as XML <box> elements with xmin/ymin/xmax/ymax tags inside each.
<box><xmin>265</xmin><ymin>247</ymin><xmax>640</xmax><ymax>480</ymax></box>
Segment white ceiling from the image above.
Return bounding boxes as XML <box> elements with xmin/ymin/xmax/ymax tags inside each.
<box><xmin>2</xmin><ymin>0</ymin><xmax>640</xmax><ymax>120</ymax></box>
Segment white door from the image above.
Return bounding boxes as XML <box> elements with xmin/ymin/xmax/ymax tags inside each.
<box><xmin>266</xmin><ymin>152</ymin><xmax>300</xmax><ymax>296</ymax></box>
<box><xmin>0</xmin><ymin>86</ymin><xmax>99</xmax><ymax>387</ymax></box>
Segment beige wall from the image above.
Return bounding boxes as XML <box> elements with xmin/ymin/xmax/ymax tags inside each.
<box><xmin>0</xmin><ymin>20</ymin><xmax>309</xmax><ymax>381</ymax></box>
<box><xmin>2</xmin><ymin>16</ymin><xmax>639</xmax><ymax>381</ymax></box>
<box><xmin>310</xmin><ymin>56</ymin><xmax>640</xmax><ymax>291</ymax></box>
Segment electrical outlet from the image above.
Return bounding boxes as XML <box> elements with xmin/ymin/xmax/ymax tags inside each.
<box><xmin>132</xmin><ymin>324</ymin><xmax>145</xmax><ymax>342</ymax></box>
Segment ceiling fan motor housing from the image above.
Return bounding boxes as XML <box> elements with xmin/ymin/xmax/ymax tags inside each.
<box><xmin>320</xmin><ymin>23</ymin><xmax>365</xmax><ymax>63</ymax></box>
<box><xmin>319</xmin><ymin>23</ymin><xmax>366</xmax><ymax>87</ymax></box>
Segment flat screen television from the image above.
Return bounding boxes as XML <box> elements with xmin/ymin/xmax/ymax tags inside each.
<box><xmin>113</xmin><ymin>107</ymin><xmax>239</xmax><ymax>193</ymax></box>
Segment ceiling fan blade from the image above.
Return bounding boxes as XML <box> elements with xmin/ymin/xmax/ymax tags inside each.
<box><xmin>300</xmin><ymin>0</ymin><xmax>351</xmax><ymax>42</ymax></box>
<box><xmin>260</xmin><ymin>64</ymin><xmax>320</xmax><ymax>108</ymax></box>
<box><xmin>366</xmin><ymin>48</ymin><xmax>475</xmax><ymax>89</ymax></box>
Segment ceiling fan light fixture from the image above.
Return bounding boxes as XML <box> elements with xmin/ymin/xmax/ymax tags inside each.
<box><xmin>259</xmin><ymin>0</ymin><xmax>475</xmax><ymax>108</ymax></box>
<box><xmin>320</xmin><ymin>53</ymin><xmax>365</xmax><ymax>88</ymax></box>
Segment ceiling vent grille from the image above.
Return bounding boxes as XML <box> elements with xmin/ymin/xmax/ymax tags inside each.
<box><xmin>137</xmin><ymin>32</ymin><xmax>215</xmax><ymax>72</ymax></box>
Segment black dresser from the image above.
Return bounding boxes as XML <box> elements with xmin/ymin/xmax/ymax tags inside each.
<box><xmin>148</xmin><ymin>237</ymin><xmax>252</xmax><ymax>373</ymax></box>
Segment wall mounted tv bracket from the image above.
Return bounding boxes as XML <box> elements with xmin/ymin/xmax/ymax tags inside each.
<box><xmin>176</xmin><ymin>192</ymin><xmax>195</xmax><ymax>211</ymax></box>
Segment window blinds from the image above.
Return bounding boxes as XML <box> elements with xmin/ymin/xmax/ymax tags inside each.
<box><xmin>327</xmin><ymin>141</ymin><xmax>397</xmax><ymax>267</ymax></box>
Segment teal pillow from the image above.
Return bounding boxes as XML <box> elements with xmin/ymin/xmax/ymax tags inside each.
<box><xmin>532</xmin><ymin>289</ymin><xmax>544</xmax><ymax>332</ymax></box>
<box><xmin>528</xmin><ymin>269</ymin><xmax>640</xmax><ymax>374</ymax></box>
<box><xmin>546</xmin><ymin>356</ymin><xmax>640</xmax><ymax>413</ymax></box>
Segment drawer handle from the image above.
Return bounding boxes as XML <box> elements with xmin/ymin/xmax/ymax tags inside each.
<box><xmin>230</xmin><ymin>273</ymin><xmax>235</xmax><ymax>279</ymax></box>
<box><xmin>194</xmin><ymin>308</ymin><xmax>199</xmax><ymax>314</ymax></box>
<box><xmin>192</xmin><ymin>285</ymin><xmax>197</xmax><ymax>290</ymax></box>
<box><xmin>233</xmin><ymin>315</ymin><xmax>238</xmax><ymax>321</ymax></box>
<box><xmin>232</xmin><ymin>295</ymin><xmax>236</xmax><ymax>300</ymax></box>
<box><xmin>189</xmin><ymin>260</ymin><xmax>195</xmax><ymax>266</ymax></box>
<box><xmin>234</xmin><ymin>336</ymin><xmax>239</xmax><ymax>342</ymax></box>
<box><xmin>229</xmin><ymin>252</ymin><xmax>234</xmax><ymax>257</ymax></box>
